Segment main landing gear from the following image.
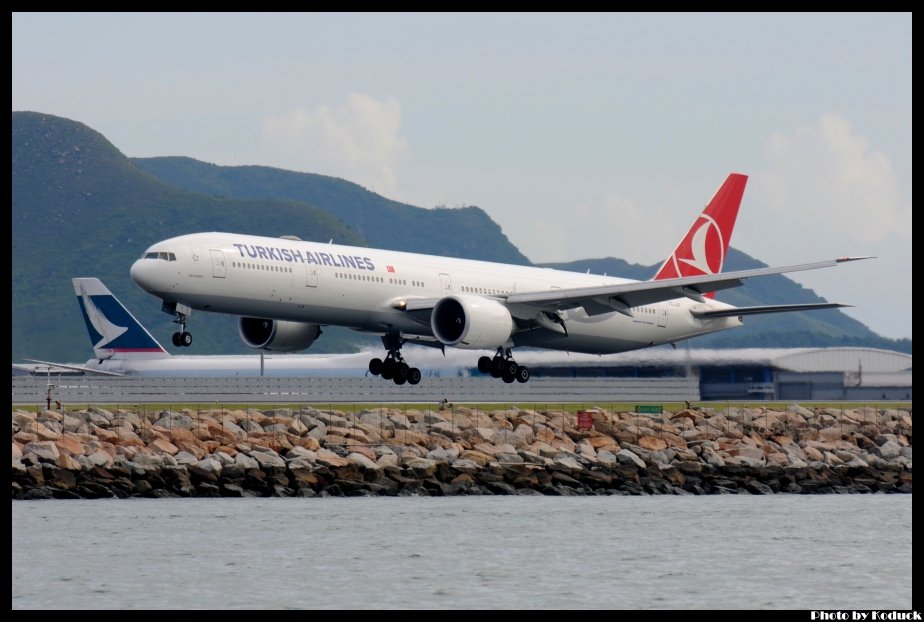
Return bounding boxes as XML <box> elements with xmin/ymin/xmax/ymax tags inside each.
<box><xmin>171</xmin><ymin>312</ymin><xmax>192</xmax><ymax>347</ymax></box>
<box><xmin>478</xmin><ymin>348</ymin><xmax>529</xmax><ymax>383</ymax></box>
<box><xmin>368</xmin><ymin>334</ymin><xmax>421</xmax><ymax>385</ymax></box>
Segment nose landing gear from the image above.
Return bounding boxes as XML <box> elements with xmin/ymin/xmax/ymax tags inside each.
<box><xmin>171</xmin><ymin>311</ymin><xmax>192</xmax><ymax>347</ymax></box>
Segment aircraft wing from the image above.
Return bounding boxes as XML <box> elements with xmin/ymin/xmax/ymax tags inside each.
<box><xmin>691</xmin><ymin>302</ymin><xmax>849</xmax><ymax>318</ymax></box>
<box><xmin>23</xmin><ymin>359</ymin><xmax>124</xmax><ymax>376</ymax></box>
<box><xmin>505</xmin><ymin>257</ymin><xmax>870</xmax><ymax>317</ymax></box>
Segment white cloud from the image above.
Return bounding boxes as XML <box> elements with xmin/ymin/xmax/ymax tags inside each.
<box><xmin>519</xmin><ymin>192</ymin><xmax>681</xmax><ymax>265</ymax></box>
<box><xmin>261</xmin><ymin>93</ymin><xmax>408</xmax><ymax>194</ymax></box>
<box><xmin>754</xmin><ymin>113</ymin><xmax>910</xmax><ymax>242</ymax></box>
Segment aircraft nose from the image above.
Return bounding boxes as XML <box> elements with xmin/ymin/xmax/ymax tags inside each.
<box><xmin>131</xmin><ymin>258</ymin><xmax>157</xmax><ymax>292</ymax></box>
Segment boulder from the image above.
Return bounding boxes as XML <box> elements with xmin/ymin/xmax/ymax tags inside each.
<box><xmin>57</xmin><ymin>454</ymin><xmax>82</xmax><ymax>471</ymax></box>
<box><xmin>132</xmin><ymin>453</ymin><xmax>165</xmax><ymax>468</ymax></box>
<box><xmin>637</xmin><ymin>436</ymin><xmax>668</xmax><ymax>452</ymax></box>
<box><xmin>315</xmin><ymin>449</ymin><xmax>350</xmax><ymax>468</ymax></box>
<box><xmin>347</xmin><ymin>453</ymin><xmax>379</xmax><ymax>470</ymax></box>
<box><xmin>234</xmin><ymin>452</ymin><xmax>261</xmax><ymax>470</ymax></box>
<box><xmin>22</xmin><ymin>441</ymin><xmax>60</xmax><ymax>463</ymax></box>
<box><xmin>877</xmin><ymin>440</ymin><xmax>902</xmax><ymax>460</ymax></box>
<box><xmin>403</xmin><ymin>457</ymin><xmax>438</xmax><ymax>478</ymax></box>
<box><xmin>250</xmin><ymin>450</ymin><xmax>287</xmax><ymax>469</ymax></box>
<box><xmin>426</xmin><ymin>447</ymin><xmax>459</xmax><ymax>463</ymax></box>
<box><xmin>554</xmin><ymin>455</ymin><xmax>584</xmax><ymax>471</ymax></box>
<box><xmin>376</xmin><ymin>453</ymin><xmax>398</xmax><ymax>468</ymax></box>
<box><xmin>286</xmin><ymin>446</ymin><xmax>316</xmax><ymax>461</ymax></box>
<box><xmin>451</xmin><ymin>458</ymin><xmax>481</xmax><ymax>473</ymax></box>
<box><xmin>724</xmin><ymin>455</ymin><xmax>764</xmax><ymax>468</ymax></box>
<box><xmin>84</xmin><ymin>451</ymin><xmax>114</xmax><ymax>468</ymax></box>
<box><xmin>173</xmin><ymin>451</ymin><xmax>199</xmax><ymax>466</ymax></box>
<box><xmin>239</xmin><ymin>419</ymin><xmax>264</xmax><ymax>433</ymax></box>
<box><xmin>595</xmin><ymin>449</ymin><xmax>619</xmax><ymax>466</ymax></box>
<box><xmin>615</xmin><ymin>449</ymin><xmax>646</xmax><ymax>469</ymax></box>
<box><xmin>149</xmin><ymin>438</ymin><xmax>179</xmax><ymax>455</ymax></box>
<box><xmin>54</xmin><ymin>436</ymin><xmax>86</xmax><ymax>456</ymax></box>
<box><xmin>190</xmin><ymin>458</ymin><xmax>223</xmax><ymax>481</ymax></box>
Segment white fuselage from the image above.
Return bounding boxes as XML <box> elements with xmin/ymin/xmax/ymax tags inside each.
<box><xmin>131</xmin><ymin>232</ymin><xmax>742</xmax><ymax>354</ymax></box>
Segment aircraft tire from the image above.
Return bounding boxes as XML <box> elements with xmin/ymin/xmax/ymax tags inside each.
<box><xmin>516</xmin><ymin>365</ymin><xmax>530</xmax><ymax>383</ymax></box>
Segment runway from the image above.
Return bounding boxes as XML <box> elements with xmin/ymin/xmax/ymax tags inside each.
<box><xmin>11</xmin><ymin>375</ymin><xmax>698</xmax><ymax>405</ymax></box>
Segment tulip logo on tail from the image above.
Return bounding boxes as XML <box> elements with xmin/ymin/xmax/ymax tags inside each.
<box><xmin>673</xmin><ymin>215</ymin><xmax>725</xmax><ymax>276</ymax></box>
<box><xmin>653</xmin><ymin>173</ymin><xmax>747</xmax><ymax>296</ymax></box>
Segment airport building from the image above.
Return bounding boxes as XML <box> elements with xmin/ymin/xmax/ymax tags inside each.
<box><xmin>520</xmin><ymin>347</ymin><xmax>912</xmax><ymax>401</ymax></box>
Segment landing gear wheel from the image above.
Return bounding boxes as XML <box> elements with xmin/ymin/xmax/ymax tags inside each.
<box><xmin>502</xmin><ymin>370</ymin><xmax>516</xmax><ymax>383</ymax></box>
<box><xmin>396</xmin><ymin>362</ymin><xmax>410</xmax><ymax>380</ymax></box>
<box><xmin>478</xmin><ymin>356</ymin><xmax>492</xmax><ymax>374</ymax></box>
<box><xmin>180</xmin><ymin>331</ymin><xmax>192</xmax><ymax>347</ymax></box>
<box><xmin>172</xmin><ymin>332</ymin><xmax>182</xmax><ymax>347</ymax></box>
<box><xmin>381</xmin><ymin>358</ymin><xmax>395</xmax><ymax>380</ymax></box>
<box><xmin>516</xmin><ymin>365</ymin><xmax>530</xmax><ymax>383</ymax></box>
<box><xmin>407</xmin><ymin>368</ymin><xmax>422</xmax><ymax>385</ymax></box>
<box><xmin>504</xmin><ymin>360</ymin><xmax>518</xmax><ymax>378</ymax></box>
<box><xmin>393</xmin><ymin>374</ymin><xmax>407</xmax><ymax>385</ymax></box>
<box><xmin>490</xmin><ymin>357</ymin><xmax>504</xmax><ymax>378</ymax></box>
<box><xmin>369</xmin><ymin>358</ymin><xmax>383</xmax><ymax>376</ymax></box>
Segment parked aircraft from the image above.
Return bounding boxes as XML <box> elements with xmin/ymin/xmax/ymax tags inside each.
<box><xmin>14</xmin><ymin>278</ymin><xmax>455</xmax><ymax>377</ymax></box>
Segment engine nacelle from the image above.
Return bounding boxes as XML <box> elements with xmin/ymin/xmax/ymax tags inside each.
<box><xmin>238</xmin><ymin>317</ymin><xmax>321</xmax><ymax>352</ymax></box>
<box><xmin>431</xmin><ymin>295</ymin><xmax>516</xmax><ymax>349</ymax></box>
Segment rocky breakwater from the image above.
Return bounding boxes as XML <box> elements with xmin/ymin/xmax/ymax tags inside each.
<box><xmin>11</xmin><ymin>404</ymin><xmax>911</xmax><ymax>499</ymax></box>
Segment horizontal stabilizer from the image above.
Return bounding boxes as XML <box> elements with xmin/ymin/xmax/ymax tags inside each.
<box><xmin>691</xmin><ymin>302</ymin><xmax>850</xmax><ymax>319</ymax></box>
<box><xmin>23</xmin><ymin>359</ymin><xmax>124</xmax><ymax>376</ymax></box>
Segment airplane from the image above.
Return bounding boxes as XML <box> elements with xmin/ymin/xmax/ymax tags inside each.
<box><xmin>129</xmin><ymin>173</ymin><xmax>867</xmax><ymax>385</ymax></box>
<box><xmin>14</xmin><ymin>278</ymin><xmax>465</xmax><ymax>378</ymax></box>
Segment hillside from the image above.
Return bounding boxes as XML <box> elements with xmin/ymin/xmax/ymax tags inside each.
<box><xmin>540</xmin><ymin>251</ymin><xmax>911</xmax><ymax>352</ymax></box>
<box><xmin>12</xmin><ymin>111</ymin><xmax>369</xmax><ymax>361</ymax></box>
<box><xmin>133</xmin><ymin>156</ymin><xmax>530</xmax><ymax>265</ymax></box>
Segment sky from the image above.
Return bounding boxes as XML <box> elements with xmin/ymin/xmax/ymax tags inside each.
<box><xmin>12</xmin><ymin>13</ymin><xmax>912</xmax><ymax>339</ymax></box>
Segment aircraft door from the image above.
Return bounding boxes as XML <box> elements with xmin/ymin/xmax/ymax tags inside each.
<box><xmin>306</xmin><ymin>263</ymin><xmax>318</xmax><ymax>288</ymax></box>
<box><xmin>439</xmin><ymin>273</ymin><xmax>452</xmax><ymax>296</ymax></box>
<box><xmin>209</xmin><ymin>250</ymin><xmax>226</xmax><ymax>278</ymax></box>
<box><xmin>657</xmin><ymin>304</ymin><xmax>668</xmax><ymax>328</ymax></box>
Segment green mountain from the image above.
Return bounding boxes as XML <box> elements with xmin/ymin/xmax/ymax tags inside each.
<box><xmin>540</xmin><ymin>252</ymin><xmax>911</xmax><ymax>352</ymax></box>
<box><xmin>12</xmin><ymin>111</ymin><xmax>909</xmax><ymax>363</ymax></box>
<box><xmin>133</xmin><ymin>156</ymin><xmax>530</xmax><ymax>265</ymax></box>
<box><xmin>12</xmin><ymin>111</ymin><xmax>367</xmax><ymax>361</ymax></box>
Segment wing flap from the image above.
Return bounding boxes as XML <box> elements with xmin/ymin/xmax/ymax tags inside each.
<box><xmin>692</xmin><ymin>302</ymin><xmax>850</xmax><ymax>319</ymax></box>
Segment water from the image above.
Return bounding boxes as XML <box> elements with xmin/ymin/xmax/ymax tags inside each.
<box><xmin>12</xmin><ymin>496</ymin><xmax>912</xmax><ymax>609</ymax></box>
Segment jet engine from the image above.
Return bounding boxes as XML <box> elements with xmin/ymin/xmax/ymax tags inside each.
<box><xmin>238</xmin><ymin>317</ymin><xmax>321</xmax><ymax>352</ymax></box>
<box><xmin>431</xmin><ymin>295</ymin><xmax>516</xmax><ymax>349</ymax></box>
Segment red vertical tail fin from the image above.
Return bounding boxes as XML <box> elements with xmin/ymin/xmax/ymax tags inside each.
<box><xmin>652</xmin><ymin>173</ymin><xmax>747</xmax><ymax>297</ymax></box>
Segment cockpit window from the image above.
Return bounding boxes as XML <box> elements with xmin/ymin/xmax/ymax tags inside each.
<box><xmin>143</xmin><ymin>251</ymin><xmax>177</xmax><ymax>261</ymax></box>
